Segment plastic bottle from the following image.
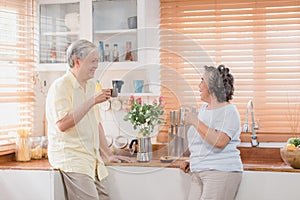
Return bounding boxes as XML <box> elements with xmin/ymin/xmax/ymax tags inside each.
<box><xmin>125</xmin><ymin>41</ymin><xmax>133</xmax><ymax>61</ymax></box>
<box><xmin>104</xmin><ymin>44</ymin><xmax>110</xmax><ymax>62</ymax></box>
<box><xmin>99</xmin><ymin>41</ymin><xmax>104</xmax><ymax>62</ymax></box>
<box><xmin>112</xmin><ymin>44</ymin><xmax>119</xmax><ymax>62</ymax></box>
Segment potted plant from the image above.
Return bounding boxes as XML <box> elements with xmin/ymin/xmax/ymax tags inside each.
<box><xmin>123</xmin><ymin>95</ymin><xmax>165</xmax><ymax>162</ymax></box>
<box><xmin>124</xmin><ymin>95</ymin><xmax>165</xmax><ymax>137</ymax></box>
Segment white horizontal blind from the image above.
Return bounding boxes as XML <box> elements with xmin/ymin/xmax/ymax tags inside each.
<box><xmin>160</xmin><ymin>0</ymin><xmax>300</xmax><ymax>141</ymax></box>
<box><xmin>0</xmin><ymin>0</ymin><xmax>36</xmax><ymax>141</ymax></box>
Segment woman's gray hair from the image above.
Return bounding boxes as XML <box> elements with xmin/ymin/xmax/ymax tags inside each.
<box><xmin>203</xmin><ymin>64</ymin><xmax>234</xmax><ymax>102</ymax></box>
<box><xmin>66</xmin><ymin>39</ymin><xmax>97</xmax><ymax>68</ymax></box>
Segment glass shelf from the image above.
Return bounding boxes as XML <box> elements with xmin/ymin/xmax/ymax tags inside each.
<box><xmin>37</xmin><ymin>62</ymin><xmax>140</xmax><ymax>72</ymax></box>
<box><xmin>94</xmin><ymin>29</ymin><xmax>136</xmax><ymax>35</ymax></box>
<box><xmin>43</xmin><ymin>31</ymin><xmax>79</xmax><ymax>36</ymax></box>
<box><xmin>97</xmin><ymin>61</ymin><xmax>139</xmax><ymax>71</ymax></box>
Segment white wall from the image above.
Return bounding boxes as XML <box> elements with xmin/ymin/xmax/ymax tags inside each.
<box><xmin>33</xmin><ymin>70</ymin><xmax>65</xmax><ymax>136</ymax></box>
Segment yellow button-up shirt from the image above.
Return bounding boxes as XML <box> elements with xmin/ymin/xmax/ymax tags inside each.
<box><xmin>46</xmin><ymin>70</ymin><xmax>108</xmax><ymax>180</ymax></box>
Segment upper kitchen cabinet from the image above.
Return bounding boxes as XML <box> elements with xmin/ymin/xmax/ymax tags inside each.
<box><xmin>37</xmin><ymin>0</ymin><xmax>140</xmax><ymax>71</ymax></box>
<box><xmin>39</xmin><ymin>1</ymin><xmax>80</xmax><ymax>66</ymax></box>
<box><xmin>37</xmin><ymin>0</ymin><xmax>160</xmax><ymax>95</ymax></box>
<box><xmin>93</xmin><ymin>0</ymin><xmax>138</xmax><ymax>63</ymax></box>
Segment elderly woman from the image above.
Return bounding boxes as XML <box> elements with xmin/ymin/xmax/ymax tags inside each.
<box><xmin>182</xmin><ymin>65</ymin><xmax>243</xmax><ymax>200</ymax></box>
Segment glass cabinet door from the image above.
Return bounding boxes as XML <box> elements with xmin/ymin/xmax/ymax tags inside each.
<box><xmin>39</xmin><ymin>2</ymin><xmax>79</xmax><ymax>64</ymax></box>
<box><xmin>93</xmin><ymin>0</ymin><xmax>137</xmax><ymax>63</ymax></box>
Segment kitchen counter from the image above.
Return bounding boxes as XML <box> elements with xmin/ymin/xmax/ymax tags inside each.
<box><xmin>0</xmin><ymin>156</ymin><xmax>299</xmax><ymax>173</ymax></box>
<box><xmin>108</xmin><ymin>160</ymin><xmax>300</xmax><ymax>173</ymax></box>
<box><xmin>0</xmin><ymin>144</ymin><xmax>298</xmax><ymax>172</ymax></box>
<box><xmin>0</xmin><ymin>158</ymin><xmax>52</xmax><ymax>170</ymax></box>
<box><xmin>1</xmin><ymin>146</ymin><xmax>299</xmax><ymax>200</ymax></box>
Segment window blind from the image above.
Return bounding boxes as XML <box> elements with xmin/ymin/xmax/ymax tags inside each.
<box><xmin>160</xmin><ymin>0</ymin><xmax>300</xmax><ymax>142</ymax></box>
<box><xmin>0</xmin><ymin>0</ymin><xmax>36</xmax><ymax>153</ymax></box>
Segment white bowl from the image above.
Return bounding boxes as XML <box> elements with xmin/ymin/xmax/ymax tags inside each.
<box><xmin>111</xmin><ymin>99</ymin><xmax>122</xmax><ymax>111</ymax></box>
<box><xmin>64</xmin><ymin>12</ymin><xmax>80</xmax><ymax>31</ymax></box>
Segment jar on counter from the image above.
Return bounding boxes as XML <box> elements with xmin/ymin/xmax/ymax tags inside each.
<box><xmin>15</xmin><ymin>135</ymin><xmax>31</xmax><ymax>162</ymax></box>
<box><xmin>30</xmin><ymin>136</ymin><xmax>42</xmax><ymax>160</ymax></box>
<box><xmin>41</xmin><ymin>136</ymin><xmax>48</xmax><ymax>159</ymax></box>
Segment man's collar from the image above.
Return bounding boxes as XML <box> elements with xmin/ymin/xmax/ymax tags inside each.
<box><xmin>66</xmin><ymin>69</ymin><xmax>82</xmax><ymax>89</ymax></box>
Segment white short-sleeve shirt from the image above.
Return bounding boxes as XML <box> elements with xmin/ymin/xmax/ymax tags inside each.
<box><xmin>187</xmin><ymin>103</ymin><xmax>243</xmax><ymax>172</ymax></box>
<box><xmin>46</xmin><ymin>70</ymin><xmax>108</xmax><ymax>180</ymax></box>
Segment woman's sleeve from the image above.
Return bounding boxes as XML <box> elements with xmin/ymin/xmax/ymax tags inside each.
<box><xmin>214</xmin><ymin>106</ymin><xmax>241</xmax><ymax>139</ymax></box>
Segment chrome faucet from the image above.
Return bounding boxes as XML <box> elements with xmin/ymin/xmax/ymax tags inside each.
<box><xmin>243</xmin><ymin>100</ymin><xmax>260</xmax><ymax>147</ymax></box>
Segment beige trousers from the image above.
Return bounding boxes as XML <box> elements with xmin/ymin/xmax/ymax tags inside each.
<box><xmin>60</xmin><ymin>171</ymin><xmax>110</xmax><ymax>200</ymax></box>
<box><xmin>187</xmin><ymin>170</ymin><xmax>242</xmax><ymax>200</ymax></box>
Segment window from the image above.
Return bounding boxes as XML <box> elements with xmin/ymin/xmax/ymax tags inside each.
<box><xmin>160</xmin><ymin>0</ymin><xmax>300</xmax><ymax>142</ymax></box>
<box><xmin>0</xmin><ymin>0</ymin><xmax>36</xmax><ymax>155</ymax></box>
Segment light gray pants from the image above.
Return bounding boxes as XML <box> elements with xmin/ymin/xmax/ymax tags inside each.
<box><xmin>188</xmin><ymin>170</ymin><xmax>242</xmax><ymax>200</ymax></box>
<box><xmin>60</xmin><ymin>171</ymin><xmax>110</xmax><ymax>200</ymax></box>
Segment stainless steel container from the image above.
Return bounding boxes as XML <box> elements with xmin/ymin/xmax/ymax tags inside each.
<box><xmin>129</xmin><ymin>136</ymin><xmax>152</xmax><ymax>162</ymax></box>
<box><xmin>168</xmin><ymin>106</ymin><xmax>196</xmax><ymax>158</ymax></box>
